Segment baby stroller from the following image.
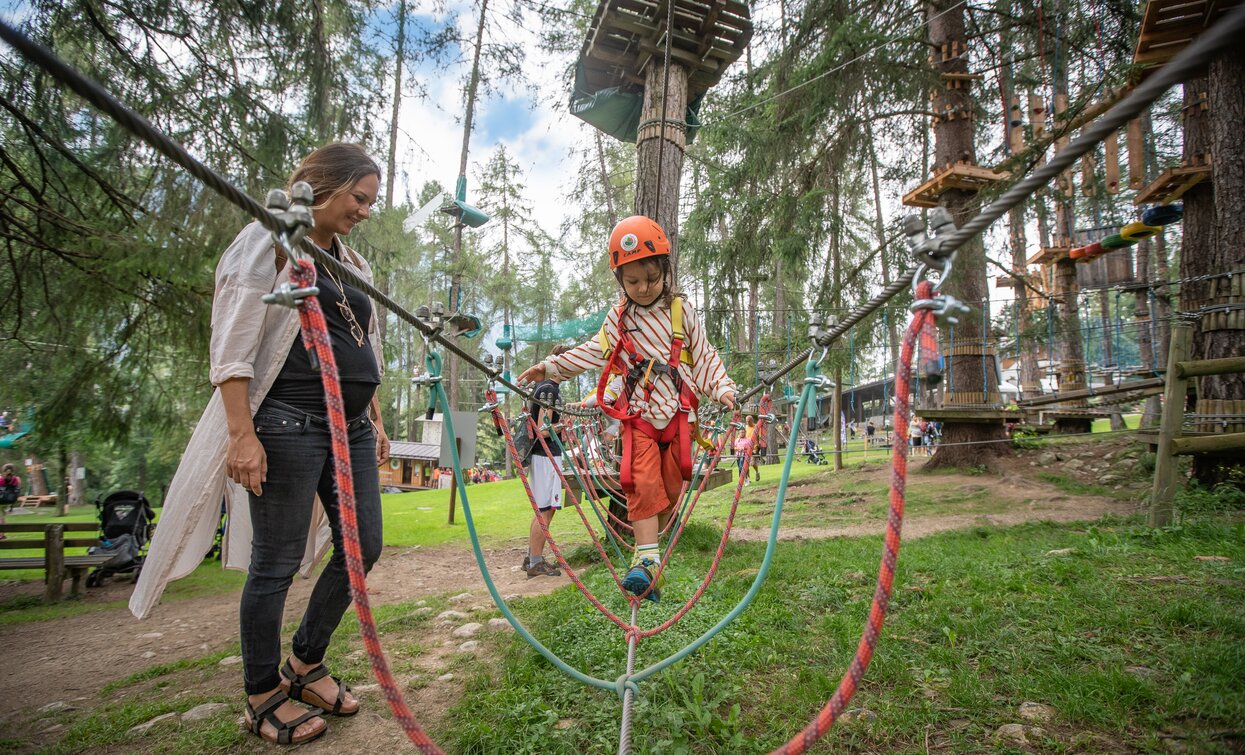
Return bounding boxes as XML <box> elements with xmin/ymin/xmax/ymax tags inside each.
<box><xmin>87</xmin><ymin>490</ymin><xmax>155</xmax><ymax>587</ymax></box>
<box><xmin>802</xmin><ymin>438</ymin><xmax>827</xmax><ymax>465</ymax></box>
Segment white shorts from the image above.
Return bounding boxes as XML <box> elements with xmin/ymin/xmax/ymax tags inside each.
<box><xmin>530</xmin><ymin>454</ymin><xmax>564</xmax><ymax>511</ymax></box>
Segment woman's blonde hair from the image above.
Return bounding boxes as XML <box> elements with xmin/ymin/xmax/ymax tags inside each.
<box><xmin>288</xmin><ymin>143</ymin><xmax>381</xmax><ymax>210</ymax></box>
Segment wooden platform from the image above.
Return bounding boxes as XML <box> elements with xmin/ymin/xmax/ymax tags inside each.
<box><xmin>901</xmin><ymin>162</ymin><xmax>1009</xmax><ymax>208</ymax></box>
<box><xmin>1132</xmin><ymin>0</ymin><xmax>1244</xmax><ymax>74</ymax></box>
<box><xmin>1041</xmin><ymin>410</ymin><xmax>1112</xmax><ymax>420</ymax></box>
<box><xmin>912</xmin><ymin>408</ymin><xmax>1022</xmax><ymax>422</ymax></box>
<box><xmin>578</xmin><ymin>0</ymin><xmax>753</xmax><ymax>99</ymax></box>
<box><xmin>1027</xmin><ymin>246</ymin><xmax>1072</xmax><ymax>266</ymax></box>
<box><xmin>1133</xmin><ymin>162</ymin><xmax>1212</xmax><ymax>206</ymax></box>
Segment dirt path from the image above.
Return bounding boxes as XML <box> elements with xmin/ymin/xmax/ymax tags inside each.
<box><xmin>0</xmin><ymin>544</ymin><xmax>566</xmax><ymax>717</ymax></box>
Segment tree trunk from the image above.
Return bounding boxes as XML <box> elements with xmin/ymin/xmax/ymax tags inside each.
<box><xmin>386</xmin><ymin>0</ymin><xmax>407</xmax><ymax>209</ymax></box>
<box><xmin>67</xmin><ymin>451</ymin><xmax>85</xmax><ymax>507</ymax></box>
<box><xmin>308</xmin><ymin>0</ymin><xmax>334</xmax><ymax>142</ymax></box>
<box><xmin>923</xmin><ymin>0</ymin><xmax>1009</xmax><ymax>469</ymax></box>
<box><xmin>446</xmin><ymin>0</ymin><xmax>490</xmax><ymax>409</ymax></box>
<box><xmin>28</xmin><ymin>457</ymin><xmax>47</xmax><ymax>496</ymax></box>
<box><xmin>635</xmin><ymin>62</ymin><xmax>688</xmax><ymax>280</ymax></box>
<box><xmin>868</xmin><ymin>134</ymin><xmax>899</xmax><ymax>368</ymax></box>
<box><xmin>1050</xmin><ymin>41</ymin><xmax>1090</xmax><ymax>435</ymax></box>
<box><xmin>1134</xmin><ymin>238</ymin><xmax>1162</xmax><ymax>427</ymax></box>
<box><xmin>1192</xmin><ymin>54</ymin><xmax>1245</xmax><ymax>486</ymax></box>
<box><xmin>1009</xmin><ymin>205</ymin><xmax>1042</xmax><ymax>395</ymax></box>
<box><xmin>596</xmin><ymin>131</ymin><xmax>617</xmax><ymax>227</ymax></box>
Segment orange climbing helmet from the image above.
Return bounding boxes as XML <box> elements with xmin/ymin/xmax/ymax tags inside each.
<box><xmin>608</xmin><ymin>215</ymin><xmax>670</xmax><ymax>270</ymax></box>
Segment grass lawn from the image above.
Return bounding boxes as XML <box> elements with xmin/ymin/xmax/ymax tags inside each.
<box><xmin>438</xmin><ymin>514</ymin><xmax>1245</xmax><ymax>753</ymax></box>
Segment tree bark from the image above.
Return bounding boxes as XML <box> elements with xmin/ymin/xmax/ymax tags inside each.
<box><xmin>1191</xmin><ymin>53</ymin><xmax>1245</xmax><ymax>486</ymax></box>
<box><xmin>68</xmin><ymin>450</ymin><xmax>84</xmax><ymax>508</ymax></box>
<box><xmin>923</xmin><ymin>0</ymin><xmax>1009</xmax><ymax>469</ymax></box>
<box><xmin>1134</xmin><ymin>238</ymin><xmax>1162</xmax><ymax>427</ymax></box>
<box><xmin>635</xmin><ymin>62</ymin><xmax>688</xmax><ymax>281</ymax></box>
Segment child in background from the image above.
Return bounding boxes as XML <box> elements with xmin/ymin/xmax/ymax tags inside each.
<box><xmin>518</xmin><ymin>216</ymin><xmax>735</xmax><ymax>602</ymax></box>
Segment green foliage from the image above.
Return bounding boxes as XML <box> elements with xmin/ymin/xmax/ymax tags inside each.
<box><xmin>1176</xmin><ymin>478</ymin><xmax>1245</xmax><ymax>517</ymax></box>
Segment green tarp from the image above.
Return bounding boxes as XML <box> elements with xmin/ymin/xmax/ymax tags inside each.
<box><xmin>569</xmin><ymin>61</ymin><xmax>703</xmax><ymax>144</ymax></box>
<box><xmin>513</xmin><ymin>307</ymin><xmax>609</xmax><ymax>343</ymax></box>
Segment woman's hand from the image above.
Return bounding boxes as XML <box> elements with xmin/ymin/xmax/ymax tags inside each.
<box><xmin>375</xmin><ymin>423</ymin><xmax>391</xmax><ymax>466</ymax></box>
<box><xmin>720</xmin><ymin>391</ymin><xmax>736</xmax><ymax>411</ymax></box>
<box><xmin>226</xmin><ymin>430</ymin><xmax>267</xmax><ymax>496</ymax></box>
<box><xmin>516</xmin><ymin>363</ymin><xmax>546</xmax><ymax>386</ymax></box>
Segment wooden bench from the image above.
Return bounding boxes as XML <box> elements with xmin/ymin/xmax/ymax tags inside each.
<box><xmin>0</xmin><ymin>523</ymin><xmax>111</xmax><ymax>602</ymax></box>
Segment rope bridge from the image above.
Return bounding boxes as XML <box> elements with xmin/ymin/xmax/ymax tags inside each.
<box><xmin>2</xmin><ymin>7</ymin><xmax>1243</xmax><ymax>751</ymax></box>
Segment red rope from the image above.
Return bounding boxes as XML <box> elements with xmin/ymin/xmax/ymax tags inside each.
<box><xmin>288</xmin><ymin>260</ymin><xmax>443</xmax><ymax>754</ymax></box>
<box><xmin>770</xmin><ymin>281</ymin><xmax>936</xmax><ymax>755</ymax></box>
<box><xmin>490</xmin><ymin>398</ymin><xmax>635</xmax><ymax>631</ymax></box>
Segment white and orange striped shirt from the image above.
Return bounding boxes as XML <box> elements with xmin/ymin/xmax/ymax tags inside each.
<box><xmin>541</xmin><ymin>298</ymin><xmax>735</xmax><ymax>430</ymax></box>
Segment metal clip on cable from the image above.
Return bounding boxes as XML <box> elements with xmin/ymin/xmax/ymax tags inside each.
<box><xmin>903</xmin><ymin>208</ymin><xmax>959</xmax><ymax>295</ymax></box>
<box><xmin>261</xmin><ymin>181</ymin><xmax>318</xmax><ymax>308</ymax></box>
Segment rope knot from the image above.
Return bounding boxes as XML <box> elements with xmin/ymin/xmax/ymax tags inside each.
<box><xmin>614</xmin><ymin>674</ymin><xmax>640</xmax><ymax>701</ymax></box>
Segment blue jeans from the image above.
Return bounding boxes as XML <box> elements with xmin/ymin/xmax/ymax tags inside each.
<box><xmin>239</xmin><ymin>398</ymin><xmax>383</xmax><ymax>694</ymax></box>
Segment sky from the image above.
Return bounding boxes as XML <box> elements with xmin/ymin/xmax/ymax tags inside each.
<box><xmin>373</xmin><ymin>0</ymin><xmax>592</xmax><ymax>241</ymax></box>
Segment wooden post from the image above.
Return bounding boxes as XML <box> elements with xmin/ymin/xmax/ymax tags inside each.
<box><xmin>447</xmin><ymin>470</ymin><xmax>457</xmax><ymax>525</ymax></box>
<box><xmin>43</xmin><ymin>524</ymin><xmax>64</xmax><ymax>603</ymax></box>
<box><xmin>1008</xmin><ymin>94</ymin><xmax>1024</xmax><ymax>154</ymax></box>
<box><xmin>1029</xmin><ymin>93</ymin><xmax>1046</xmax><ymax>141</ymax></box>
<box><xmin>1127</xmin><ymin>117</ymin><xmax>1145</xmax><ymax>190</ymax></box>
<box><xmin>1150</xmin><ymin>324</ymin><xmax>1191</xmax><ymax>528</ymax></box>
<box><xmin>447</xmin><ymin>438</ymin><xmax>462</xmax><ymax>524</ymax></box>
<box><xmin>1104</xmin><ymin>130</ymin><xmax>1120</xmax><ymax>194</ymax></box>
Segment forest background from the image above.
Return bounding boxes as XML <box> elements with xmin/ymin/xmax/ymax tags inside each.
<box><xmin>0</xmin><ymin>0</ymin><xmax>1174</xmax><ymax>504</ymax></box>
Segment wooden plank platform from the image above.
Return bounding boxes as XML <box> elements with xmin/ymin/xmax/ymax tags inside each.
<box><xmin>1132</xmin><ymin>0</ymin><xmax>1244</xmax><ymax>73</ymax></box>
<box><xmin>578</xmin><ymin>0</ymin><xmax>753</xmax><ymax>98</ymax></box>
<box><xmin>902</xmin><ymin>162</ymin><xmax>1009</xmax><ymax>208</ymax></box>
<box><xmin>1028</xmin><ymin>246</ymin><xmax>1072</xmax><ymax>266</ymax></box>
<box><xmin>1041</xmin><ymin>410</ymin><xmax>1112</xmax><ymax>419</ymax></box>
<box><xmin>912</xmin><ymin>408</ymin><xmax>1022</xmax><ymax>422</ymax></box>
<box><xmin>1133</xmin><ymin>162</ymin><xmax>1212</xmax><ymax>206</ymax></box>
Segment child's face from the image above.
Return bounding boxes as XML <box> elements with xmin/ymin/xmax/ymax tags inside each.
<box><xmin>619</xmin><ymin>259</ymin><xmax>665</xmax><ymax>306</ymax></box>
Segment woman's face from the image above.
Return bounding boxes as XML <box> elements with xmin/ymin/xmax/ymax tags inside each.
<box><xmin>619</xmin><ymin>259</ymin><xmax>665</xmax><ymax>306</ymax></box>
<box><xmin>315</xmin><ymin>174</ymin><xmax>379</xmax><ymax>238</ymax></box>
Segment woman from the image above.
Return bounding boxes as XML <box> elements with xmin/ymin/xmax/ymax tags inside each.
<box><xmin>132</xmin><ymin>143</ymin><xmax>389</xmax><ymax>745</ymax></box>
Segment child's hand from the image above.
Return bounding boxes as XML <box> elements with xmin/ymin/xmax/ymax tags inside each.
<box><xmin>720</xmin><ymin>391</ymin><xmax>735</xmax><ymax>410</ymax></box>
<box><xmin>517</xmin><ymin>363</ymin><xmax>546</xmax><ymax>386</ymax></box>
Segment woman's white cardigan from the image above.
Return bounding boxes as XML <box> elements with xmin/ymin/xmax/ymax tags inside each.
<box><xmin>130</xmin><ymin>222</ymin><xmax>382</xmax><ymax>619</ymax></box>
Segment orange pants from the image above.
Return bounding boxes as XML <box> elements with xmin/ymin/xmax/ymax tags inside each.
<box><xmin>626</xmin><ymin>430</ymin><xmax>685</xmax><ymax>521</ymax></box>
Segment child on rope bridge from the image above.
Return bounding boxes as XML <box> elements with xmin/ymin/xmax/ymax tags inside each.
<box><xmin>518</xmin><ymin>216</ymin><xmax>736</xmax><ymax>603</ymax></box>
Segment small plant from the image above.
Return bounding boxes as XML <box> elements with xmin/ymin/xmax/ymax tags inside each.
<box><xmin>1176</xmin><ymin>480</ymin><xmax>1245</xmax><ymax>518</ymax></box>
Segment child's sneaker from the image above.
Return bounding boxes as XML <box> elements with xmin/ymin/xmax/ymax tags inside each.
<box><xmin>623</xmin><ymin>558</ymin><xmax>664</xmax><ymax>603</ymax></box>
<box><xmin>526</xmin><ymin>559</ymin><xmax>561</xmax><ymax>578</ymax></box>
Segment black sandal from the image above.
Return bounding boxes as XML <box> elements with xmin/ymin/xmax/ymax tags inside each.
<box><xmin>244</xmin><ymin>689</ymin><xmax>325</xmax><ymax>745</ymax></box>
<box><xmin>281</xmin><ymin>659</ymin><xmax>359</xmax><ymax>717</ymax></box>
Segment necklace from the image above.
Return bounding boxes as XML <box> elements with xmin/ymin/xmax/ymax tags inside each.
<box><xmin>320</xmin><ymin>253</ymin><xmax>367</xmax><ymax>348</ymax></box>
